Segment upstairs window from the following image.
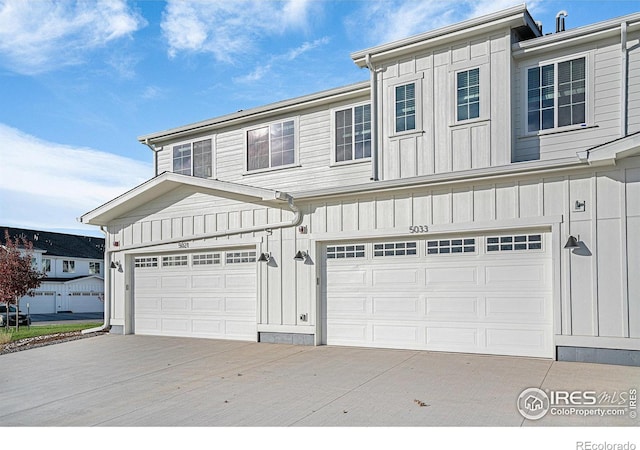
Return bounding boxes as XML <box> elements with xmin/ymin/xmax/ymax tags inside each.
<box><xmin>527</xmin><ymin>57</ymin><xmax>585</xmax><ymax>132</ymax></box>
<box><xmin>247</xmin><ymin>120</ymin><xmax>295</xmax><ymax>171</ymax></box>
<box><xmin>172</xmin><ymin>139</ymin><xmax>212</xmax><ymax>178</ymax></box>
<box><xmin>395</xmin><ymin>83</ymin><xmax>416</xmax><ymax>133</ymax></box>
<box><xmin>457</xmin><ymin>68</ymin><xmax>479</xmax><ymax>121</ymax></box>
<box><xmin>42</xmin><ymin>258</ymin><xmax>51</xmax><ymax>272</ymax></box>
<box><xmin>63</xmin><ymin>260</ymin><xmax>75</xmax><ymax>273</ymax></box>
<box><xmin>335</xmin><ymin>104</ymin><xmax>371</xmax><ymax>162</ymax></box>
<box><xmin>89</xmin><ymin>262</ymin><xmax>101</xmax><ymax>274</ymax></box>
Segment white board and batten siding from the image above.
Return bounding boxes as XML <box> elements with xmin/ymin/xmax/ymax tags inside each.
<box><xmin>133</xmin><ymin>249</ymin><xmax>257</xmax><ymax>340</ymax></box>
<box><xmin>322</xmin><ymin>232</ymin><xmax>553</xmax><ymax>357</ymax></box>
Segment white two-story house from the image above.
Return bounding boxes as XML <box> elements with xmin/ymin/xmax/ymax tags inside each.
<box><xmin>81</xmin><ymin>5</ymin><xmax>640</xmax><ymax>365</ymax></box>
<box><xmin>1</xmin><ymin>227</ymin><xmax>105</xmax><ymax>314</ymax></box>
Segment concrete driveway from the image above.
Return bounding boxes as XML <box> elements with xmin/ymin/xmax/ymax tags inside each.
<box><xmin>0</xmin><ymin>334</ymin><xmax>638</xmax><ymax>426</ymax></box>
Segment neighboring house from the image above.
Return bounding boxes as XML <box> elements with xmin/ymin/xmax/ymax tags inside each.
<box><xmin>1</xmin><ymin>227</ymin><xmax>105</xmax><ymax>314</ymax></box>
<box><xmin>81</xmin><ymin>6</ymin><xmax>640</xmax><ymax>365</ymax></box>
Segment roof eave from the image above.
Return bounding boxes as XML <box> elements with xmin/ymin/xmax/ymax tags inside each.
<box><xmin>351</xmin><ymin>4</ymin><xmax>537</xmax><ymax>67</ymax></box>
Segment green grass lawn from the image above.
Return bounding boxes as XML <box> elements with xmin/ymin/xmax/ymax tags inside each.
<box><xmin>0</xmin><ymin>322</ymin><xmax>102</xmax><ymax>343</ymax></box>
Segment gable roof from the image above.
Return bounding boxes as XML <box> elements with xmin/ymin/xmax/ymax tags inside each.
<box><xmin>0</xmin><ymin>226</ymin><xmax>105</xmax><ymax>259</ymax></box>
<box><xmin>80</xmin><ymin>171</ymin><xmax>292</xmax><ymax>226</ymax></box>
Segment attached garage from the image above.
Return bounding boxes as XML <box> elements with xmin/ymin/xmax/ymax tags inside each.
<box><xmin>133</xmin><ymin>248</ymin><xmax>258</xmax><ymax>341</ymax></box>
<box><xmin>322</xmin><ymin>230</ymin><xmax>553</xmax><ymax>358</ymax></box>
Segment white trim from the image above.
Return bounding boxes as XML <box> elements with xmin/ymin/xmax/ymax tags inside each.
<box><xmin>330</xmin><ymin>100</ymin><xmax>373</xmax><ymax>167</ymax></box>
<box><xmin>388</xmin><ymin>73</ymin><xmax>424</xmax><ymax>139</ymax></box>
<box><xmin>170</xmin><ymin>136</ymin><xmax>213</xmax><ymax>178</ymax></box>
<box><xmin>257</xmin><ymin>324</ymin><xmax>315</xmax><ymax>334</ymax></box>
<box><xmin>554</xmin><ymin>335</ymin><xmax>640</xmax><ymax>351</ymax></box>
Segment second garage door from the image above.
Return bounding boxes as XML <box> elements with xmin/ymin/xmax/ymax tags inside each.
<box><xmin>322</xmin><ymin>231</ymin><xmax>553</xmax><ymax>358</ymax></box>
<box><xmin>134</xmin><ymin>249</ymin><xmax>257</xmax><ymax>341</ymax></box>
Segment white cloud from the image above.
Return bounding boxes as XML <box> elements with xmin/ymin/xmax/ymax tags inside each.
<box><xmin>0</xmin><ymin>0</ymin><xmax>146</xmax><ymax>75</ymax></box>
<box><xmin>160</xmin><ymin>0</ymin><xmax>316</xmax><ymax>62</ymax></box>
<box><xmin>349</xmin><ymin>0</ymin><xmax>538</xmax><ymax>45</ymax></box>
<box><xmin>0</xmin><ymin>123</ymin><xmax>151</xmax><ymax>231</ymax></box>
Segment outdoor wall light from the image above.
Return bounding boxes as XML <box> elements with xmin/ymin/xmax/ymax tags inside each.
<box><xmin>564</xmin><ymin>235</ymin><xmax>580</xmax><ymax>249</ymax></box>
<box><xmin>110</xmin><ymin>261</ymin><xmax>122</xmax><ymax>270</ymax></box>
<box><xmin>258</xmin><ymin>252</ymin><xmax>272</xmax><ymax>263</ymax></box>
<box><xmin>293</xmin><ymin>250</ymin><xmax>308</xmax><ymax>262</ymax></box>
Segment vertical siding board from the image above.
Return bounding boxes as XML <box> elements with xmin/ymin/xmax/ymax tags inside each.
<box><xmin>452</xmin><ymin>188</ymin><xmax>473</xmax><ymax>223</ymax></box>
<box><xmin>473</xmin><ymin>185</ymin><xmax>494</xmax><ymax>222</ymax></box>
<box><xmin>495</xmin><ymin>182</ymin><xmax>516</xmax><ymax>220</ymax></box>
<box><xmin>412</xmin><ymin>192</ymin><xmax>431</xmax><ymax>226</ymax></box>
<box><xmin>627</xmin><ymin>167</ymin><xmax>640</xmax><ymax>337</ymax></box>
<box><xmin>281</xmin><ymin>227</ymin><xmax>297</xmax><ymax>326</ymax></box>
<box><xmin>432</xmin><ymin>189</ymin><xmax>451</xmax><ymax>224</ymax></box>
<box><xmin>471</xmin><ymin>124</ymin><xmax>490</xmax><ymax>169</ymax></box>
<box><xmin>394</xmin><ymin>194</ymin><xmax>412</xmax><ymax>227</ymax></box>
<box><xmin>452</xmin><ymin>128</ymin><xmax>471</xmax><ymax>171</ymax></box>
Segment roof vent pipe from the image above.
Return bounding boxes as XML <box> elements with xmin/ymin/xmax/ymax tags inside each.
<box><xmin>556</xmin><ymin>10</ymin><xmax>568</xmax><ymax>33</ymax></box>
<box><xmin>535</xmin><ymin>21</ymin><xmax>543</xmax><ymax>34</ymax></box>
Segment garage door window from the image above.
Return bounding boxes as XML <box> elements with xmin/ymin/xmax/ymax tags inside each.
<box><xmin>373</xmin><ymin>242</ymin><xmax>417</xmax><ymax>257</ymax></box>
<box><xmin>487</xmin><ymin>234</ymin><xmax>542</xmax><ymax>252</ymax></box>
<box><xmin>327</xmin><ymin>245</ymin><xmax>365</xmax><ymax>259</ymax></box>
<box><xmin>427</xmin><ymin>238</ymin><xmax>476</xmax><ymax>254</ymax></box>
<box><xmin>162</xmin><ymin>255</ymin><xmax>189</xmax><ymax>267</ymax></box>
<box><xmin>192</xmin><ymin>253</ymin><xmax>221</xmax><ymax>265</ymax></box>
<box><xmin>226</xmin><ymin>251</ymin><xmax>257</xmax><ymax>264</ymax></box>
<box><xmin>135</xmin><ymin>257</ymin><xmax>158</xmax><ymax>268</ymax></box>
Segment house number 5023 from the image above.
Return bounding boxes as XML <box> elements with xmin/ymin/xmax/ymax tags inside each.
<box><xmin>409</xmin><ymin>225</ymin><xmax>429</xmax><ymax>233</ymax></box>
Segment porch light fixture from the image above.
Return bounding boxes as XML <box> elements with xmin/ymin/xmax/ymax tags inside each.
<box><xmin>110</xmin><ymin>261</ymin><xmax>121</xmax><ymax>270</ymax></box>
<box><xmin>258</xmin><ymin>252</ymin><xmax>271</xmax><ymax>263</ymax></box>
<box><xmin>293</xmin><ymin>250</ymin><xmax>308</xmax><ymax>262</ymax></box>
<box><xmin>564</xmin><ymin>235</ymin><xmax>579</xmax><ymax>249</ymax></box>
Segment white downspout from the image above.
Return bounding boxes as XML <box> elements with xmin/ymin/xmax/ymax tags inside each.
<box><xmin>621</xmin><ymin>21</ymin><xmax>628</xmax><ymax>137</ymax></box>
<box><xmin>82</xmin><ymin>226</ymin><xmax>111</xmax><ymax>334</ymax></box>
<box><xmin>365</xmin><ymin>53</ymin><xmax>379</xmax><ymax>181</ymax></box>
<box><xmin>143</xmin><ymin>138</ymin><xmax>161</xmax><ymax>176</ymax></box>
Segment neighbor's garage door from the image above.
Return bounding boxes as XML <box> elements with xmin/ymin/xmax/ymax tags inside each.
<box><xmin>323</xmin><ymin>231</ymin><xmax>553</xmax><ymax>358</ymax></box>
<box><xmin>134</xmin><ymin>249</ymin><xmax>257</xmax><ymax>341</ymax></box>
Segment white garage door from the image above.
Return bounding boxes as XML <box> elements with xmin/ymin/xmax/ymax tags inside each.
<box><xmin>323</xmin><ymin>231</ymin><xmax>553</xmax><ymax>358</ymax></box>
<box><xmin>134</xmin><ymin>249</ymin><xmax>257</xmax><ymax>341</ymax></box>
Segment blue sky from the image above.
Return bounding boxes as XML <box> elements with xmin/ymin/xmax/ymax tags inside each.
<box><xmin>1</xmin><ymin>0</ymin><xmax>638</xmax><ymax>236</ymax></box>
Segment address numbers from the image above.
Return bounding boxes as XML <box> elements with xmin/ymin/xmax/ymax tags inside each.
<box><xmin>409</xmin><ymin>225</ymin><xmax>429</xmax><ymax>233</ymax></box>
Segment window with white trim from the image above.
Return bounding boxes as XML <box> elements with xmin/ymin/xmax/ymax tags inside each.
<box><xmin>335</xmin><ymin>104</ymin><xmax>371</xmax><ymax>162</ymax></box>
<box><xmin>247</xmin><ymin>120</ymin><xmax>295</xmax><ymax>170</ymax></box>
<box><xmin>42</xmin><ymin>258</ymin><xmax>51</xmax><ymax>272</ymax></box>
<box><xmin>135</xmin><ymin>257</ymin><xmax>158</xmax><ymax>268</ymax></box>
<box><xmin>373</xmin><ymin>242</ymin><xmax>417</xmax><ymax>257</ymax></box>
<box><xmin>527</xmin><ymin>57</ymin><xmax>586</xmax><ymax>132</ymax></box>
<box><xmin>62</xmin><ymin>260</ymin><xmax>75</xmax><ymax>273</ymax></box>
<box><xmin>226</xmin><ymin>251</ymin><xmax>257</xmax><ymax>264</ymax></box>
<box><xmin>486</xmin><ymin>234</ymin><xmax>542</xmax><ymax>252</ymax></box>
<box><xmin>89</xmin><ymin>262</ymin><xmax>101</xmax><ymax>274</ymax></box>
<box><xmin>395</xmin><ymin>83</ymin><xmax>416</xmax><ymax>133</ymax></box>
<box><xmin>172</xmin><ymin>139</ymin><xmax>212</xmax><ymax>178</ymax></box>
<box><xmin>192</xmin><ymin>253</ymin><xmax>221</xmax><ymax>266</ymax></box>
<box><xmin>427</xmin><ymin>238</ymin><xmax>476</xmax><ymax>255</ymax></box>
<box><xmin>457</xmin><ymin>68</ymin><xmax>479</xmax><ymax>121</ymax></box>
<box><xmin>326</xmin><ymin>245</ymin><xmax>365</xmax><ymax>259</ymax></box>
<box><xmin>162</xmin><ymin>255</ymin><xmax>188</xmax><ymax>267</ymax></box>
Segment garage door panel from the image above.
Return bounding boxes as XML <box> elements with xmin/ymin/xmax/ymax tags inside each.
<box><xmin>161</xmin><ymin>276</ymin><xmax>189</xmax><ymax>289</ymax></box>
<box><xmin>326</xmin><ymin>297</ymin><xmax>368</xmax><ymax>314</ymax></box>
<box><xmin>225</xmin><ymin>273</ymin><xmax>256</xmax><ymax>289</ymax></box>
<box><xmin>225</xmin><ymin>296</ymin><xmax>256</xmax><ymax>314</ymax></box>
<box><xmin>327</xmin><ymin>269</ymin><xmax>367</xmax><ymax>286</ymax></box>
<box><xmin>327</xmin><ymin>322</ymin><xmax>368</xmax><ymax>341</ymax></box>
<box><xmin>135</xmin><ymin>277</ymin><xmax>160</xmax><ymax>289</ymax></box>
<box><xmin>485</xmin><ymin>296</ymin><xmax>549</xmax><ymax>322</ymax></box>
<box><xmin>372</xmin><ymin>268</ymin><xmax>419</xmax><ymax>285</ymax></box>
<box><xmin>161</xmin><ymin>297</ymin><xmax>189</xmax><ymax>311</ymax></box>
<box><xmin>191</xmin><ymin>274</ymin><xmax>223</xmax><ymax>289</ymax></box>
<box><xmin>372</xmin><ymin>324</ymin><xmax>420</xmax><ymax>344</ymax></box>
<box><xmin>484</xmin><ymin>264</ymin><xmax>548</xmax><ymax>286</ymax></box>
<box><xmin>425</xmin><ymin>297</ymin><xmax>481</xmax><ymax>320</ymax></box>
<box><xmin>426</xmin><ymin>326</ymin><xmax>479</xmax><ymax>347</ymax></box>
<box><xmin>135</xmin><ymin>297</ymin><xmax>161</xmax><ymax>311</ymax></box>
<box><xmin>191</xmin><ymin>297</ymin><xmax>224</xmax><ymax>312</ymax></box>
<box><xmin>372</xmin><ymin>296</ymin><xmax>421</xmax><ymax>315</ymax></box>
<box><xmin>426</xmin><ymin>266</ymin><xmax>478</xmax><ymax>284</ymax></box>
<box><xmin>161</xmin><ymin>318</ymin><xmax>189</xmax><ymax>333</ymax></box>
<box><xmin>486</xmin><ymin>327</ymin><xmax>547</xmax><ymax>354</ymax></box>
<box><xmin>192</xmin><ymin>319</ymin><xmax>223</xmax><ymax>335</ymax></box>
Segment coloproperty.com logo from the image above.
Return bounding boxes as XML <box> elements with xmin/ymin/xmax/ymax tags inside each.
<box><xmin>517</xmin><ymin>387</ymin><xmax>637</xmax><ymax>420</ymax></box>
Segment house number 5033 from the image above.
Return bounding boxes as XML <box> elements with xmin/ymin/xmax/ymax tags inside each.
<box><xmin>409</xmin><ymin>225</ymin><xmax>429</xmax><ymax>233</ymax></box>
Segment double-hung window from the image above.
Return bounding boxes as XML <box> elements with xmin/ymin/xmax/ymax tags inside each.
<box><xmin>63</xmin><ymin>260</ymin><xmax>75</xmax><ymax>273</ymax></box>
<box><xmin>172</xmin><ymin>139</ymin><xmax>212</xmax><ymax>178</ymax></box>
<box><xmin>247</xmin><ymin>120</ymin><xmax>295</xmax><ymax>171</ymax></box>
<box><xmin>335</xmin><ymin>104</ymin><xmax>371</xmax><ymax>162</ymax></box>
<box><xmin>395</xmin><ymin>83</ymin><xmax>416</xmax><ymax>133</ymax></box>
<box><xmin>527</xmin><ymin>57</ymin><xmax>586</xmax><ymax>132</ymax></box>
<box><xmin>457</xmin><ymin>68</ymin><xmax>480</xmax><ymax>121</ymax></box>
<box><xmin>89</xmin><ymin>262</ymin><xmax>101</xmax><ymax>274</ymax></box>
